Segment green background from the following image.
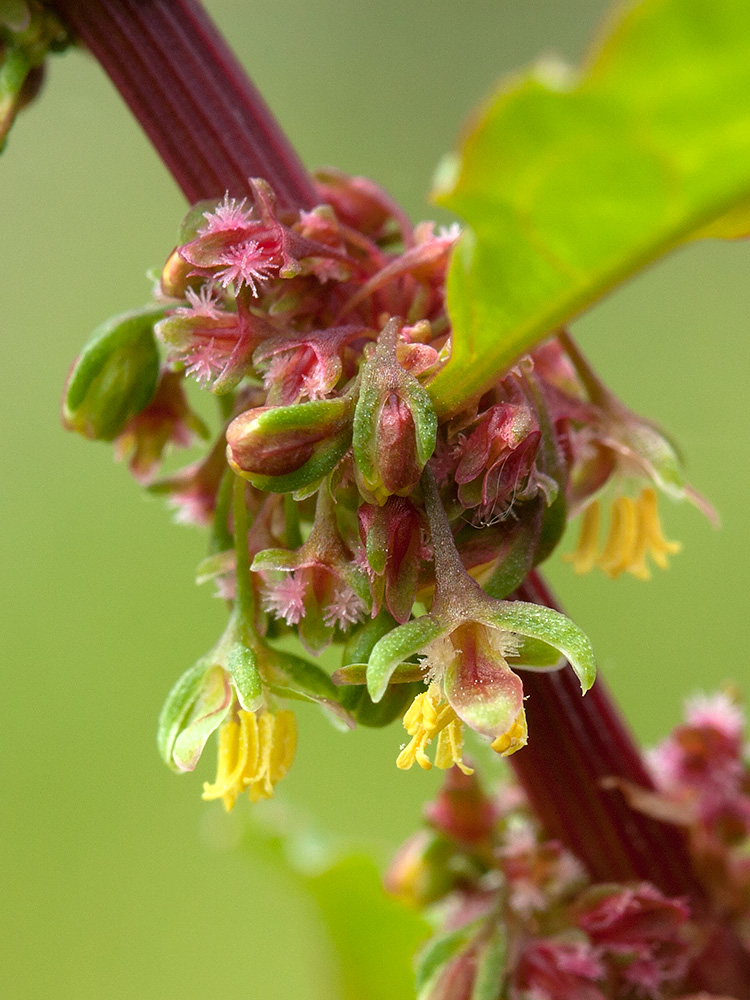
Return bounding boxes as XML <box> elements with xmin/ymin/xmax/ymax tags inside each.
<box><xmin>2</xmin><ymin>1</ymin><xmax>748</xmax><ymax>997</ymax></box>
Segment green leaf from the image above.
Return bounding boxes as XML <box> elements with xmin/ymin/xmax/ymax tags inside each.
<box><xmin>415</xmin><ymin>921</ymin><xmax>480</xmax><ymax>999</ymax></box>
<box><xmin>470</xmin><ymin>928</ymin><xmax>507</xmax><ymax>1000</ymax></box>
<box><xmin>430</xmin><ymin>0</ymin><xmax>750</xmax><ymax>414</ymax></box>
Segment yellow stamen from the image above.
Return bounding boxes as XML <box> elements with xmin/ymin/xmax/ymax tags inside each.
<box><xmin>598</xmin><ymin>495</ymin><xmax>638</xmax><ymax>578</ymax></box>
<box><xmin>566</xmin><ymin>488</ymin><xmax>682</xmax><ymax>581</ymax></box>
<box><xmin>490</xmin><ymin>708</ymin><xmax>528</xmax><ymax>757</ymax></box>
<box><xmin>202</xmin><ymin>708</ymin><xmax>297</xmax><ymax>811</ymax></box>
<box><xmin>565</xmin><ymin>500</ymin><xmax>601</xmax><ymax>574</ymax></box>
<box><xmin>637</xmin><ymin>487</ymin><xmax>681</xmax><ymax>570</ymax></box>
<box><xmin>397</xmin><ymin>685</ymin><xmax>473</xmax><ymax>774</ymax></box>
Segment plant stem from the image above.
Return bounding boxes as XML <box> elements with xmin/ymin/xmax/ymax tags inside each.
<box><xmin>513</xmin><ymin>573</ymin><xmax>696</xmax><ymax>892</ymax></box>
<box><xmin>46</xmin><ymin>0</ymin><xmax>316</xmax><ymax>209</ymax></box>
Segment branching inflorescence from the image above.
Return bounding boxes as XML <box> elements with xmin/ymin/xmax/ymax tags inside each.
<box><xmin>61</xmin><ymin>170</ymin><xmax>702</xmax><ymax>803</ymax></box>
<box><xmin>5</xmin><ymin>0</ymin><xmax>750</xmax><ymax>995</ymax></box>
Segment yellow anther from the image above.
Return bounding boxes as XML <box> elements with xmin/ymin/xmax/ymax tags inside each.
<box><xmin>566</xmin><ymin>488</ymin><xmax>682</xmax><ymax>581</ymax></box>
<box><xmin>637</xmin><ymin>487</ymin><xmax>681</xmax><ymax>570</ymax></box>
<box><xmin>397</xmin><ymin>686</ymin><xmax>473</xmax><ymax>774</ymax></box>
<box><xmin>598</xmin><ymin>495</ymin><xmax>638</xmax><ymax>578</ymax></box>
<box><xmin>435</xmin><ymin>719</ymin><xmax>474</xmax><ymax>775</ymax></box>
<box><xmin>202</xmin><ymin>708</ymin><xmax>297</xmax><ymax>811</ymax></box>
<box><xmin>490</xmin><ymin>708</ymin><xmax>528</xmax><ymax>757</ymax></box>
<box><xmin>565</xmin><ymin>500</ymin><xmax>601</xmax><ymax>574</ymax></box>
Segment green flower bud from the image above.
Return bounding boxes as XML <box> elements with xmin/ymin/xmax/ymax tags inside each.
<box><xmin>227</xmin><ymin>396</ymin><xmax>353</xmax><ymax>493</ymax></box>
<box><xmin>62</xmin><ymin>305</ymin><xmax>164</xmax><ymax>441</ymax></box>
<box><xmin>353</xmin><ymin>317</ymin><xmax>437</xmax><ymax>504</ymax></box>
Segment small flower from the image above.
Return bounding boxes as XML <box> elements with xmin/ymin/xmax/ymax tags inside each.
<box><xmin>199</xmin><ymin>192</ymin><xmax>253</xmax><ymax>234</ymax></box>
<box><xmin>558</xmin><ymin>332</ymin><xmax>714</xmax><ymax>581</ymax></box>
<box><xmin>358</xmin><ymin>496</ymin><xmax>429</xmax><ymax>623</ymax></box>
<box><xmin>261</xmin><ymin>572</ymin><xmax>308</xmax><ymax>626</ymax></box>
<box><xmin>252</xmin><ymin>487</ymin><xmax>368</xmax><ymax>652</ymax></box>
<box><xmin>179</xmin><ymin>178</ymin><xmax>348</xmax><ymax>296</ymax></box>
<box><xmin>366</xmin><ymin>468</ymin><xmax>596</xmax><ymax>769</ymax></box>
<box><xmin>156</xmin><ymin>293</ymin><xmax>262</xmax><ymax>392</ymax></box>
<box><xmin>453</xmin><ymin>399</ymin><xmax>544</xmax><ymax>524</ymax></box>
<box><xmin>147</xmin><ymin>434</ymin><xmax>228</xmax><ymax>526</ymax></box>
<box><xmin>114</xmin><ymin>369</ymin><xmax>207</xmax><ymax>484</ymax></box>
<box><xmin>214</xmin><ymin>239</ymin><xmax>279</xmax><ymax>295</ymax></box>
<box><xmin>352</xmin><ymin>317</ymin><xmax>438</xmax><ymax>503</ymax></box>
<box><xmin>201</xmin><ymin>707</ymin><xmax>297</xmax><ymax>811</ymax></box>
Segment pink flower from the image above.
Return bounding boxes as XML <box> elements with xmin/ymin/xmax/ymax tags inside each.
<box><xmin>575</xmin><ymin>884</ymin><xmax>691</xmax><ymax>998</ymax></box>
<box><xmin>515</xmin><ymin>940</ymin><xmax>605</xmax><ymax>1000</ymax></box>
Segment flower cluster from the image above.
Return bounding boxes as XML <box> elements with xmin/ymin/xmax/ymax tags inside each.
<box><xmin>62</xmin><ymin>172</ymin><xmax>706</xmax><ymax>806</ymax></box>
<box><xmin>386</xmin><ymin>740</ymin><xmax>750</xmax><ymax>1000</ymax></box>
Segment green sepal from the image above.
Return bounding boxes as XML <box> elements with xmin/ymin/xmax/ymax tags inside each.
<box><xmin>194</xmin><ymin>550</ymin><xmax>234</xmax><ymax>586</ymax></box>
<box><xmin>62</xmin><ymin>304</ymin><xmax>165</xmax><ymax>441</ymax></box>
<box><xmin>367</xmin><ymin>616</ymin><xmax>445</xmax><ymax>702</ymax></box>
<box><xmin>340</xmin><ymin>609</ymin><xmax>398</xmax><ymax>668</ymax></box>
<box><xmin>478</xmin><ymin>503</ymin><xmax>544</xmax><ymax>600</ymax></box>
<box><xmin>226</xmin><ymin>642</ymin><xmax>262</xmax><ymax>712</ymax></box>
<box><xmin>480</xmin><ymin>601</ymin><xmax>596</xmax><ymax>692</ymax></box>
<box><xmin>265</xmin><ymin>648</ymin><xmax>355</xmax><ymax>730</ymax></box>
<box><xmin>510</xmin><ymin>636</ymin><xmax>564</xmax><ymax>670</ymax></box>
<box><xmin>177</xmin><ymin>199</ymin><xmax>218</xmax><ymax>245</ymax></box>
<box><xmin>250</xmin><ymin>548</ymin><xmax>299</xmax><ymax>573</ymax></box>
<box><xmin>156</xmin><ymin>656</ymin><xmax>210</xmax><ymax>769</ymax></box>
<box><xmin>168</xmin><ymin>664</ymin><xmax>233</xmax><ymax>773</ymax></box>
<box><xmin>415</xmin><ymin>919</ymin><xmax>483</xmax><ymax>1000</ymax></box>
<box><xmin>341</xmin><ymin>680</ymin><xmax>424</xmax><ymax>728</ymax></box>
<box><xmin>535</xmin><ymin>487</ymin><xmax>568</xmax><ymax>566</ymax></box>
<box><xmin>470</xmin><ymin>927</ymin><xmax>507</xmax><ymax>1000</ymax></box>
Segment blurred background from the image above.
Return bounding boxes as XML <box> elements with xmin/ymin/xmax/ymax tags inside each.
<box><xmin>2</xmin><ymin>1</ymin><xmax>749</xmax><ymax>997</ymax></box>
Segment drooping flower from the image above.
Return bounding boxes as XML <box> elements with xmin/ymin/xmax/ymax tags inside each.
<box><xmin>114</xmin><ymin>369</ymin><xmax>208</xmax><ymax>484</ymax></box>
<box><xmin>557</xmin><ymin>331</ymin><xmax>714</xmax><ymax>581</ymax></box>
<box><xmin>357</xmin><ymin>496</ymin><xmax>429</xmax><ymax>623</ymax></box>
<box><xmin>366</xmin><ymin>468</ymin><xmax>596</xmax><ymax>769</ymax></box>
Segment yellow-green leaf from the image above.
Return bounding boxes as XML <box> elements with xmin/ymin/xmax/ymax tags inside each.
<box><xmin>430</xmin><ymin>0</ymin><xmax>750</xmax><ymax>414</ymax></box>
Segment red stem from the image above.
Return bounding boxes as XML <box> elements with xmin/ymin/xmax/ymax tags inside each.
<box><xmin>46</xmin><ymin>0</ymin><xmax>316</xmax><ymax>210</ymax></box>
<box><xmin>45</xmin><ymin>1</ymin><xmax>750</xmax><ymax>991</ymax></box>
<box><xmin>513</xmin><ymin>572</ymin><xmax>697</xmax><ymax>893</ymax></box>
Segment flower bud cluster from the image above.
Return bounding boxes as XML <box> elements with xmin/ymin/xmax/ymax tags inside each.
<box><xmin>388</xmin><ymin>767</ymin><xmax>707</xmax><ymax>1000</ymax></box>
<box><xmin>62</xmin><ymin>171</ymin><xmax>708</xmax><ymax>804</ymax></box>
